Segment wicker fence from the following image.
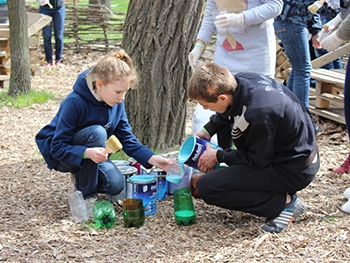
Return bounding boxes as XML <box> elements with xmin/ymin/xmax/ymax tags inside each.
<box><xmin>26</xmin><ymin>3</ymin><xmax>125</xmax><ymax>53</ymax></box>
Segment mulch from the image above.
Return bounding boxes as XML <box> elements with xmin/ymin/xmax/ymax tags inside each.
<box><xmin>0</xmin><ymin>51</ymin><xmax>349</xmax><ymax>262</ymax></box>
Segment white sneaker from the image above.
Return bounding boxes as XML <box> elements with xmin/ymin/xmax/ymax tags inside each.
<box><xmin>341</xmin><ymin>199</ymin><xmax>350</xmax><ymax>213</ymax></box>
<box><xmin>343</xmin><ymin>187</ymin><xmax>350</xmax><ymax>200</ymax></box>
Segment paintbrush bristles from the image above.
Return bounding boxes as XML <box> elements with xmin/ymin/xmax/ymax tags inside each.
<box><xmin>105</xmin><ymin>135</ymin><xmax>122</xmax><ymax>153</ymax></box>
<box><xmin>308</xmin><ymin>0</ymin><xmax>326</xmax><ymax>14</ymax></box>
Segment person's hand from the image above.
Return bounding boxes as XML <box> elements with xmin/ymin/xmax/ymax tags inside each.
<box><xmin>323</xmin><ymin>13</ymin><xmax>342</xmax><ymax>33</ymax></box>
<box><xmin>326</xmin><ymin>0</ymin><xmax>340</xmax><ymax>10</ymax></box>
<box><xmin>37</xmin><ymin>0</ymin><xmax>53</xmax><ymax>8</ymax></box>
<box><xmin>197</xmin><ymin>143</ymin><xmax>218</xmax><ymax>172</ymax></box>
<box><xmin>312</xmin><ymin>34</ymin><xmax>322</xmax><ymax>49</ymax></box>
<box><xmin>84</xmin><ymin>147</ymin><xmax>108</xmax><ymax>164</ymax></box>
<box><xmin>214</xmin><ymin>13</ymin><xmax>244</xmax><ymax>29</ymax></box>
<box><xmin>321</xmin><ymin>31</ymin><xmax>344</xmax><ymax>52</ymax></box>
<box><xmin>194</xmin><ymin>128</ymin><xmax>211</xmax><ymax>142</ymax></box>
<box><xmin>188</xmin><ymin>42</ymin><xmax>205</xmax><ymax>70</ymax></box>
<box><xmin>147</xmin><ymin>155</ymin><xmax>175</xmax><ymax>172</ymax></box>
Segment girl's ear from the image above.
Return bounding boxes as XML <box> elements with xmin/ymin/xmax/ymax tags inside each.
<box><xmin>95</xmin><ymin>79</ymin><xmax>104</xmax><ymax>90</ymax></box>
<box><xmin>218</xmin><ymin>94</ymin><xmax>229</xmax><ymax>101</ymax></box>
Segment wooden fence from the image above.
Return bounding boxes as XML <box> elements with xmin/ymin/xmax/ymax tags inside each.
<box><xmin>26</xmin><ymin>3</ymin><xmax>125</xmax><ymax>53</ymax></box>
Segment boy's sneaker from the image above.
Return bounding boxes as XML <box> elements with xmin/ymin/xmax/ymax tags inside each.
<box><xmin>45</xmin><ymin>62</ymin><xmax>53</xmax><ymax>67</ymax></box>
<box><xmin>261</xmin><ymin>194</ymin><xmax>305</xmax><ymax>233</ymax></box>
<box><xmin>333</xmin><ymin>154</ymin><xmax>350</xmax><ymax>174</ymax></box>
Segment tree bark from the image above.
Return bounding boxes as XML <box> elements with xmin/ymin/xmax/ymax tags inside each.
<box><xmin>122</xmin><ymin>0</ymin><xmax>205</xmax><ymax>151</ymax></box>
<box><xmin>7</xmin><ymin>0</ymin><xmax>31</xmax><ymax>96</ymax></box>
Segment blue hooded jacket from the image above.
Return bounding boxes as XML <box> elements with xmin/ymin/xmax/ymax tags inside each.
<box><xmin>35</xmin><ymin>69</ymin><xmax>154</xmax><ymax>170</ymax></box>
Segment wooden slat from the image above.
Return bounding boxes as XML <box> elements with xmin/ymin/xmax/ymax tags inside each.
<box><xmin>311</xmin><ymin>42</ymin><xmax>350</xmax><ymax>69</ymax></box>
<box><xmin>308</xmin><ymin>105</ymin><xmax>345</xmax><ymax>124</ymax></box>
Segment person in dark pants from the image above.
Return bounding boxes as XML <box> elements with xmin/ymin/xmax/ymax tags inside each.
<box><xmin>38</xmin><ymin>0</ymin><xmax>66</xmax><ymax>67</ymax></box>
<box><xmin>0</xmin><ymin>0</ymin><xmax>8</xmax><ymax>24</ymax></box>
<box><xmin>187</xmin><ymin>62</ymin><xmax>320</xmax><ymax>233</ymax></box>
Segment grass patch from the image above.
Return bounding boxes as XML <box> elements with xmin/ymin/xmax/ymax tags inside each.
<box><xmin>0</xmin><ymin>89</ymin><xmax>54</xmax><ymax>109</ymax></box>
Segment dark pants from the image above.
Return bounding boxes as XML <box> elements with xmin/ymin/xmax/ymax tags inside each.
<box><xmin>196</xmin><ymin>155</ymin><xmax>320</xmax><ymax>218</ymax></box>
<box><xmin>0</xmin><ymin>4</ymin><xmax>8</xmax><ymax>24</ymax></box>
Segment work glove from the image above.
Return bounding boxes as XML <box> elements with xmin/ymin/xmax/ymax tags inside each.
<box><xmin>188</xmin><ymin>42</ymin><xmax>205</xmax><ymax>70</ymax></box>
<box><xmin>317</xmin><ymin>13</ymin><xmax>342</xmax><ymax>42</ymax></box>
<box><xmin>326</xmin><ymin>0</ymin><xmax>340</xmax><ymax>9</ymax></box>
<box><xmin>320</xmin><ymin>31</ymin><xmax>344</xmax><ymax>51</ymax></box>
<box><xmin>37</xmin><ymin>0</ymin><xmax>53</xmax><ymax>8</ymax></box>
<box><xmin>214</xmin><ymin>13</ymin><xmax>245</xmax><ymax>29</ymax></box>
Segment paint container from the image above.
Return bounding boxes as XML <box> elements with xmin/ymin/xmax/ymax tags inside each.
<box><xmin>128</xmin><ymin>157</ymin><xmax>141</xmax><ymax>174</ymax></box>
<box><xmin>168</xmin><ymin>166</ymin><xmax>193</xmax><ymax>195</ymax></box>
<box><xmin>178</xmin><ymin>135</ymin><xmax>222</xmax><ymax>171</ymax></box>
<box><xmin>109</xmin><ymin>166</ymin><xmax>138</xmax><ymax>202</ymax></box>
<box><xmin>141</xmin><ymin>166</ymin><xmax>168</xmax><ymax>200</ymax></box>
<box><xmin>126</xmin><ymin>175</ymin><xmax>157</xmax><ymax>216</ymax></box>
<box><xmin>112</xmin><ymin>160</ymin><xmax>130</xmax><ymax>167</ymax></box>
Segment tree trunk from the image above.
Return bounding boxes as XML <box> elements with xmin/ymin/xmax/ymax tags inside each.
<box><xmin>7</xmin><ymin>0</ymin><xmax>31</xmax><ymax>96</ymax></box>
<box><xmin>122</xmin><ymin>0</ymin><xmax>205</xmax><ymax>151</ymax></box>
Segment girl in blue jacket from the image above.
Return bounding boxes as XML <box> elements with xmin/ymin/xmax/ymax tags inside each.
<box><xmin>36</xmin><ymin>50</ymin><xmax>173</xmax><ymax>199</ymax></box>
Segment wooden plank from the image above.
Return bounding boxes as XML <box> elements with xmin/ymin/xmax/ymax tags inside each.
<box><xmin>0</xmin><ymin>74</ymin><xmax>9</xmax><ymax>81</ymax></box>
<box><xmin>27</xmin><ymin>12</ymin><xmax>52</xmax><ymax>37</ymax></box>
<box><xmin>0</xmin><ymin>28</ymin><xmax>9</xmax><ymax>38</ymax></box>
<box><xmin>320</xmin><ymin>92</ymin><xmax>344</xmax><ymax>104</ymax></box>
<box><xmin>308</xmin><ymin>105</ymin><xmax>345</xmax><ymax>124</ymax></box>
<box><xmin>311</xmin><ymin>42</ymin><xmax>350</xmax><ymax>69</ymax></box>
<box><xmin>311</xmin><ymin>69</ymin><xmax>345</xmax><ymax>88</ymax></box>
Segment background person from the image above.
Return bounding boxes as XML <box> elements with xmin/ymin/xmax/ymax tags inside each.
<box><xmin>0</xmin><ymin>0</ymin><xmax>8</xmax><ymax>24</ymax></box>
<box><xmin>274</xmin><ymin>0</ymin><xmax>322</xmax><ymax>109</ymax></box>
<box><xmin>188</xmin><ymin>0</ymin><xmax>283</xmax><ymax>149</ymax></box>
<box><xmin>38</xmin><ymin>0</ymin><xmax>66</xmax><ymax>67</ymax></box>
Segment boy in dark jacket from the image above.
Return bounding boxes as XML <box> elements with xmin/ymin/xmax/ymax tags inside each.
<box><xmin>187</xmin><ymin>62</ymin><xmax>320</xmax><ymax>233</ymax></box>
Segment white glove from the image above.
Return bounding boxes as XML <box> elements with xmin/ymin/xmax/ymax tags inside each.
<box><xmin>324</xmin><ymin>13</ymin><xmax>342</xmax><ymax>32</ymax></box>
<box><xmin>37</xmin><ymin>0</ymin><xmax>48</xmax><ymax>5</ymax></box>
<box><xmin>326</xmin><ymin>0</ymin><xmax>340</xmax><ymax>9</ymax></box>
<box><xmin>214</xmin><ymin>13</ymin><xmax>244</xmax><ymax>29</ymax></box>
<box><xmin>320</xmin><ymin>31</ymin><xmax>344</xmax><ymax>51</ymax></box>
<box><xmin>188</xmin><ymin>42</ymin><xmax>205</xmax><ymax>70</ymax></box>
<box><xmin>37</xmin><ymin>0</ymin><xmax>53</xmax><ymax>8</ymax></box>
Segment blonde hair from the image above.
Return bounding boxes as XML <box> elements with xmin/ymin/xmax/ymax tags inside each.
<box><xmin>187</xmin><ymin>62</ymin><xmax>237</xmax><ymax>102</ymax></box>
<box><xmin>86</xmin><ymin>49</ymin><xmax>138</xmax><ymax>89</ymax></box>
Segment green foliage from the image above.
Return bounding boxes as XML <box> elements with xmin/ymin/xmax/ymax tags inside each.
<box><xmin>0</xmin><ymin>89</ymin><xmax>54</xmax><ymax>109</ymax></box>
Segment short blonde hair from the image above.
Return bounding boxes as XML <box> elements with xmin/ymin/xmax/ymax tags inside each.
<box><xmin>86</xmin><ymin>49</ymin><xmax>139</xmax><ymax>89</ymax></box>
<box><xmin>187</xmin><ymin>62</ymin><xmax>237</xmax><ymax>102</ymax></box>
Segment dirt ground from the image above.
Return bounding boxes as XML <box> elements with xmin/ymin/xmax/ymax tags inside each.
<box><xmin>1</xmin><ymin>52</ymin><xmax>350</xmax><ymax>263</ymax></box>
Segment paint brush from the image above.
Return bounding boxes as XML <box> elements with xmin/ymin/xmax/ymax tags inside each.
<box><xmin>104</xmin><ymin>135</ymin><xmax>122</xmax><ymax>154</ymax></box>
<box><xmin>308</xmin><ymin>0</ymin><xmax>326</xmax><ymax>14</ymax></box>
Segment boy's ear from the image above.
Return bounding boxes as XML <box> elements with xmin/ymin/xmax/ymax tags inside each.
<box><xmin>218</xmin><ymin>94</ymin><xmax>229</xmax><ymax>101</ymax></box>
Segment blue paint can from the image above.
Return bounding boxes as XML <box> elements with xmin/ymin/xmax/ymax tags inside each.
<box><xmin>178</xmin><ymin>135</ymin><xmax>222</xmax><ymax>171</ymax></box>
<box><xmin>141</xmin><ymin>166</ymin><xmax>168</xmax><ymax>200</ymax></box>
<box><xmin>126</xmin><ymin>175</ymin><xmax>157</xmax><ymax>216</ymax></box>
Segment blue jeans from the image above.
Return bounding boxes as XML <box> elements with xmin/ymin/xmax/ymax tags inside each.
<box><xmin>274</xmin><ymin>20</ymin><xmax>312</xmax><ymax>108</ymax></box>
<box><xmin>345</xmin><ymin>55</ymin><xmax>350</xmax><ymax>140</ymax></box>
<box><xmin>54</xmin><ymin>125</ymin><xmax>124</xmax><ymax>199</ymax></box>
<box><xmin>314</xmin><ymin>12</ymin><xmax>343</xmax><ymax>70</ymax></box>
<box><xmin>39</xmin><ymin>6</ymin><xmax>66</xmax><ymax>63</ymax></box>
<box><xmin>0</xmin><ymin>4</ymin><xmax>8</xmax><ymax>24</ymax></box>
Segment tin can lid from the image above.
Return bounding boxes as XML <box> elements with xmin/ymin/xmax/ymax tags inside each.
<box><xmin>112</xmin><ymin>160</ymin><xmax>130</xmax><ymax>167</ymax></box>
<box><xmin>128</xmin><ymin>175</ymin><xmax>156</xmax><ymax>183</ymax></box>
<box><xmin>118</xmin><ymin>166</ymin><xmax>138</xmax><ymax>175</ymax></box>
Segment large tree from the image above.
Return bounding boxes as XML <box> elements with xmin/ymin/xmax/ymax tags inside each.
<box><xmin>122</xmin><ymin>0</ymin><xmax>205</xmax><ymax>151</ymax></box>
<box><xmin>7</xmin><ymin>0</ymin><xmax>31</xmax><ymax>96</ymax></box>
